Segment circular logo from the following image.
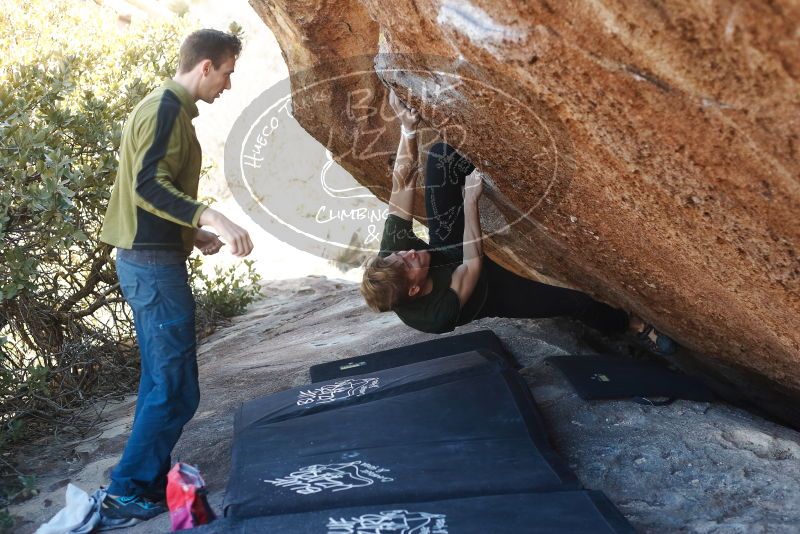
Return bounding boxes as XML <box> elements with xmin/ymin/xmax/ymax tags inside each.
<box><xmin>225</xmin><ymin>54</ymin><xmax>573</xmax><ymax>266</ymax></box>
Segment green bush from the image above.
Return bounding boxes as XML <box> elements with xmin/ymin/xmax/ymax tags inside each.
<box><xmin>1</xmin><ymin>0</ymin><xmax>192</xmax><ymax>454</ymax></box>
<box><xmin>0</xmin><ymin>0</ymin><xmax>259</xmax><ymax>511</ymax></box>
<box><xmin>192</xmin><ymin>259</ymin><xmax>263</xmax><ymax>337</ymax></box>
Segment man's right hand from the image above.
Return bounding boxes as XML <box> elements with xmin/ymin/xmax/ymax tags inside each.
<box><xmin>198</xmin><ymin>208</ymin><xmax>254</xmax><ymax>257</ymax></box>
<box><xmin>388</xmin><ymin>89</ymin><xmax>420</xmax><ymax>130</ymax></box>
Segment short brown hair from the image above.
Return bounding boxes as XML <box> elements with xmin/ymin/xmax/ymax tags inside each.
<box><xmin>178</xmin><ymin>29</ymin><xmax>242</xmax><ymax>73</ymax></box>
<box><xmin>360</xmin><ymin>255</ymin><xmax>408</xmax><ymax>312</ymax></box>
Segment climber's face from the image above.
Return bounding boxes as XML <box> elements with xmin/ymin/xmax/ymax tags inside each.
<box><xmin>386</xmin><ymin>249</ymin><xmax>431</xmax><ymax>298</ymax></box>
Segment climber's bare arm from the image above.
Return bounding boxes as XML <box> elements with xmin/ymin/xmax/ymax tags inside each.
<box><xmin>450</xmin><ymin>171</ymin><xmax>484</xmax><ymax>306</ymax></box>
<box><xmin>386</xmin><ymin>90</ymin><xmax>421</xmax><ymax>221</ymax></box>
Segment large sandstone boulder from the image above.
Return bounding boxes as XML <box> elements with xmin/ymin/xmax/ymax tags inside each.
<box><xmin>249</xmin><ymin>0</ymin><xmax>799</xmax><ymax>419</ymax></box>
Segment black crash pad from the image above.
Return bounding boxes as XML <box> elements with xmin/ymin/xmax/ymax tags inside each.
<box><xmin>547</xmin><ymin>354</ymin><xmax>714</xmax><ymax>402</ymax></box>
<box><xmin>225</xmin><ymin>353</ymin><xmax>577</xmax><ymax>519</ymax></box>
<box><xmin>237</xmin><ymin>351</ymin><xmax>504</xmax><ymax>431</ymax></box>
<box><xmin>309</xmin><ymin>329</ymin><xmax>517</xmax><ymax>383</ymax></box>
<box><xmin>198</xmin><ymin>491</ymin><xmax>635</xmax><ymax>534</ymax></box>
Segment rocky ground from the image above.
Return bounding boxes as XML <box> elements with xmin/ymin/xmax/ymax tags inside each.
<box><xmin>16</xmin><ymin>277</ymin><xmax>800</xmax><ymax>533</ymax></box>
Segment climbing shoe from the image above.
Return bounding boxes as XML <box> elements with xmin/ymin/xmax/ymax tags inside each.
<box><xmin>636</xmin><ymin>323</ymin><xmax>678</xmax><ymax>356</ymax></box>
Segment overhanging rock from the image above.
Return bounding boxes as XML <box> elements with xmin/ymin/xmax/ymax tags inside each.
<box><xmin>249</xmin><ymin>0</ymin><xmax>800</xmax><ymax>421</ymax></box>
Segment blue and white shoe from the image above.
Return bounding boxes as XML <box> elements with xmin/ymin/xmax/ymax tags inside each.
<box><xmin>98</xmin><ymin>493</ymin><xmax>167</xmax><ymax>531</ymax></box>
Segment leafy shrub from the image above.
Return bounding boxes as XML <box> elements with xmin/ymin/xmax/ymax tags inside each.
<box><xmin>0</xmin><ymin>0</ymin><xmax>257</xmax><ymax>513</ymax></box>
<box><xmin>1</xmin><ymin>0</ymin><xmax>193</xmax><ymax>455</ymax></box>
<box><xmin>191</xmin><ymin>259</ymin><xmax>263</xmax><ymax>337</ymax></box>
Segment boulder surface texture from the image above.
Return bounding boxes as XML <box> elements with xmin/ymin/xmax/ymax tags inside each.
<box><xmin>249</xmin><ymin>1</ymin><xmax>799</xmax><ymax>406</ymax></box>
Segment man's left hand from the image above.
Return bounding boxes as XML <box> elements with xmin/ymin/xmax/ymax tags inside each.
<box><xmin>194</xmin><ymin>228</ymin><xmax>224</xmax><ymax>255</ymax></box>
<box><xmin>464</xmin><ymin>170</ymin><xmax>484</xmax><ymax>204</ymax></box>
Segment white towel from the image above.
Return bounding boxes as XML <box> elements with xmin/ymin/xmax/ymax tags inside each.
<box><xmin>35</xmin><ymin>484</ymin><xmax>105</xmax><ymax>534</ymax></box>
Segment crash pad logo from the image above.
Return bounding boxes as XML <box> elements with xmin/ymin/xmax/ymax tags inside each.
<box><xmin>590</xmin><ymin>373</ymin><xmax>611</xmax><ymax>382</ymax></box>
<box><xmin>296</xmin><ymin>377</ymin><xmax>380</xmax><ymax>406</ymax></box>
<box><xmin>264</xmin><ymin>461</ymin><xmax>393</xmax><ymax>495</ymax></box>
<box><xmin>327</xmin><ymin>509</ymin><xmax>448</xmax><ymax>534</ymax></box>
<box><xmin>225</xmin><ymin>54</ymin><xmax>573</xmax><ymax>266</ymax></box>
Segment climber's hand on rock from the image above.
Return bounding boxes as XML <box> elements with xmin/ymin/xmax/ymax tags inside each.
<box><xmin>389</xmin><ymin>89</ymin><xmax>420</xmax><ymax>129</ymax></box>
<box><xmin>464</xmin><ymin>169</ymin><xmax>484</xmax><ymax>204</ymax></box>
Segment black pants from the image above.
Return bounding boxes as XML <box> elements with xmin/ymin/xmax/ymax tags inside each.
<box><xmin>425</xmin><ymin>142</ymin><xmax>629</xmax><ymax>335</ymax></box>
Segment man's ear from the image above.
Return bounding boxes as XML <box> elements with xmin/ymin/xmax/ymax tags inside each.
<box><xmin>408</xmin><ymin>284</ymin><xmax>419</xmax><ymax>298</ymax></box>
<box><xmin>199</xmin><ymin>58</ymin><xmax>213</xmax><ymax>76</ymax></box>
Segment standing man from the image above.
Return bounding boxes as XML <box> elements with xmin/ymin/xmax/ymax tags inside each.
<box><xmin>99</xmin><ymin>29</ymin><xmax>253</xmax><ymax>528</ymax></box>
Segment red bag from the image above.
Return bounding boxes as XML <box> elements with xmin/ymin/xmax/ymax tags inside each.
<box><xmin>166</xmin><ymin>462</ymin><xmax>216</xmax><ymax>531</ymax></box>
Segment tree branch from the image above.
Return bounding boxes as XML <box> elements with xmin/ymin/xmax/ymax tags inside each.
<box><xmin>57</xmin><ymin>244</ymin><xmax>112</xmax><ymax>314</ymax></box>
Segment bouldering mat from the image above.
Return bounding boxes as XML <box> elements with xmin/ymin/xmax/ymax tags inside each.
<box><xmin>237</xmin><ymin>351</ymin><xmax>505</xmax><ymax>431</ymax></box>
<box><xmin>225</xmin><ymin>356</ymin><xmax>576</xmax><ymax>519</ymax></box>
<box><xmin>309</xmin><ymin>329</ymin><xmax>517</xmax><ymax>383</ymax></box>
<box><xmin>547</xmin><ymin>354</ymin><xmax>714</xmax><ymax>402</ymax></box>
<box><xmin>198</xmin><ymin>491</ymin><xmax>635</xmax><ymax>533</ymax></box>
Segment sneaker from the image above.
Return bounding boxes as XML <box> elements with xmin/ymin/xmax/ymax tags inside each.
<box><xmin>140</xmin><ymin>487</ymin><xmax>166</xmax><ymax>505</ymax></box>
<box><xmin>98</xmin><ymin>493</ymin><xmax>167</xmax><ymax>530</ymax></box>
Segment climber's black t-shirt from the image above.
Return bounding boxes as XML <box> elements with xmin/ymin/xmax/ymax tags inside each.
<box><xmin>379</xmin><ymin>215</ymin><xmax>488</xmax><ymax>333</ymax></box>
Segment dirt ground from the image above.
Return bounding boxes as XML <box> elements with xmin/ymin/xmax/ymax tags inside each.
<box><xmin>17</xmin><ymin>276</ymin><xmax>800</xmax><ymax>533</ymax></box>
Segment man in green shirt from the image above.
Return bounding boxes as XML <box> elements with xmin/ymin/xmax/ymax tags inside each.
<box><xmin>361</xmin><ymin>90</ymin><xmax>677</xmax><ymax>356</ymax></box>
<box><xmin>99</xmin><ymin>29</ymin><xmax>253</xmax><ymax>529</ymax></box>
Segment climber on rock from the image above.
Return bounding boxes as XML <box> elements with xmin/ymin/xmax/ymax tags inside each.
<box><xmin>359</xmin><ymin>89</ymin><xmax>677</xmax><ymax>356</ymax></box>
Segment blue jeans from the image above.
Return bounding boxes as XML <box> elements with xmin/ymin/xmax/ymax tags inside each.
<box><xmin>109</xmin><ymin>248</ymin><xmax>199</xmax><ymax>498</ymax></box>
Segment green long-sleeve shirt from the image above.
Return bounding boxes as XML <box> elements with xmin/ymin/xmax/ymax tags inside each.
<box><xmin>100</xmin><ymin>80</ymin><xmax>206</xmax><ymax>253</ymax></box>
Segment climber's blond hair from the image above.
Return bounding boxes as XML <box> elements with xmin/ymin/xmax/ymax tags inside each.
<box><xmin>360</xmin><ymin>255</ymin><xmax>408</xmax><ymax>312</ymax></box>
